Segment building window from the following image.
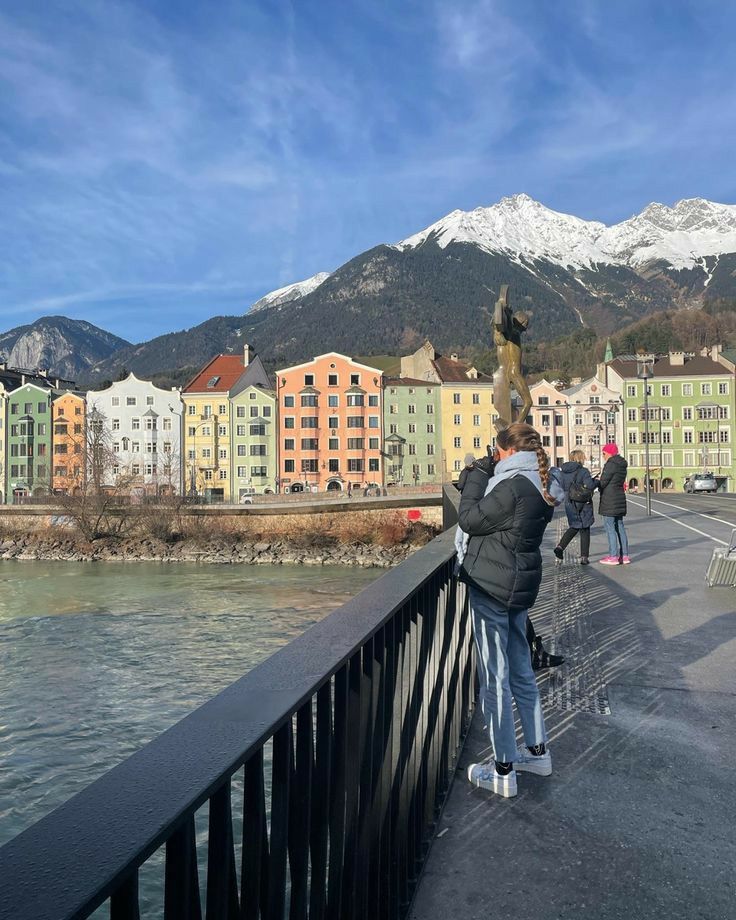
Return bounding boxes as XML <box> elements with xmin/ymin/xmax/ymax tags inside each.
<box><xmin>328</xmin><ymin>458</ymin><xmax>340</xmax><ymax>472</ymax></box>
<box><xmin>284</xmin><ymin>395</ymin><xmax>295</xmax><ymax>408</ymax></box>
<box><xmin>347</xmin><ymin>458</ymin><xmax>364</xmax><ymax>472</ymax></box>
<box><xmin>350</xmin><ymin>374</ymin><xmax>360</xmax><ymax>386</ymax></box>
<box><xmin>347</xmin><ymin>416</ymin><xmax>364</xmax><ymax>428</ymax></box>
<box><xmin>250</xmin><ymin>445</ymin><xmax>267</xmax><ymax>456</ymax></box>
<box><xmin>719</xmin><ymin>429</ymin><xmax>730</xmax><ymax>443</ymax></box>
<box><xmin>428</xmin><ymin>464</ymin><xmax>435</xmax><ymax>476</ymax></box>
<box><xmin>575</xmin><ymin>435</ymin><xmax>583</xmax><ymax>445</ymax></box>
<box><xmin>453</xmin><ymin>393</ymin><xmax>461</xmax><ymax>404</ymax></box>
<box><xmin>389</xmin><ymin>424</ymin><xmax>397</xmax><ymax>434</ymax></box>
<box><xmin>347</xmin><ymin>394</ymin><xmax>364</xmax><ymax>407</ymax></box>
<box><xmin>301</xmin><ymin>439</ymin><xmax>319</xmax><ymax>450</ymax></box>
<box><xmin>132</xmin><ymin>418</ymin><xmax>140</xmax><ymax>430</ymax></box>
<box><xmin>301</xmin><ymin>394</ymin><xmax>318</xmax><ymax>408</ymax></box>
<box><xmin>661</xmin><ymin>430</ymin><xmax>672</xmax><ymax>444</ymax></box>
<box><xmin>201</xmin><ymin>447</ymin><xmax>211</xmax><ymax>458</ymax></box>
<box><xmin>328</xmin><ymin>395</ymin><xmax>339</xmax><ymax>408</ymax></box>
<box><xmin>684</xmin><ymin>430</ymin><xmax>693</xmax><ymax>444</ymax></box>
<box><xmin>628</xmin><ymin>431</ymin><xmax>637</xmax><ymax>444</ymax></box>
<box><xmin>347</xmin><ymin>438</ymin><xmax>364</xmax><ymax>449</ymax></box>
<box><xmin>701</xmin><ymin>383</ymin><xmax>712</xmax><ymax>395</ymax></box>
<box><xmin>574</xmin><ymin>413</ymin><xmax>583</xmax><ymax>425</ymax></box>
<box><xmin>627</xmin><ymin>385</ymin><xmax>637</xmax><ymax>397</ymax></box>
<box><xmin>304</xmin><ymin>374</ymin><xmax>315</xmax><ymax>386</ymax></box>
<box><xmin>218</xmin><ymin>469</ymin><xmax>227</xmax><ymax>480</ymax></box>
<box><xmin>473</xmin><ymin>437</ymin><xmax>481</xmax><ymax>449</ymax></box>
<box><xmin>284</xmin><ymin>417</ymin><xmax>295</xmax><ymax>429</ymax></box>
<box><xmin>251</xmin><ymin>466</ymin><xmax>267</xmax><ymax>477</ymax></box>
<box><xmin>427</xmin><ymin>444</ymin><xmax>435</xmax><ymax>455</ymax></box>
<box><xmin>473</xmin><ymin>415</ymin><xmax>480</xmax><ymax>426</ymax></box>
<box><xmin>218</xmin><ymin>424</ymin><xmax>227</xmax><ymax>436</ymax></box>
<box><xmin>301</xmin><ymin>416</ymin><xmax>318</xmax><ymax>428</ymax></box>
<box><xmin>328</xmin><ymin>437</ymin><xmax>339</xmax><ymax>450</ymax></box>
<box><xmin>472</xmin><ymin>393</ymin><xmax>480</xmax><ymax>404</ymax></box>
<box><xmin>453</xmin><ymin>437</ymin><xmax>461</xmax><ymax>448</ymax></box>
<box><xmin>284</xmin><ymin>459</ymin><xmax>295</xmax><ymax>473</ymax></box>
<box><xmin>661</xmin><ymin>385</ymin><xmax>671</xmax><ymax>397</ymax></box>
<box><xmin>236</xmin><ymin>406</ymin><xmax>246</xmax><ymax>418</ymax></box>
<box><xmin>328</xmin><ymin>374</ymin><xmax>338</xmax><ymax>386</ymax></box>
<box><xmin>453</xmin><ymin>414</ymin><xmax>461</xmax><ymax>425</ymax></box>
<box><xmin>719</xmin><ymin>381</ymin><xmax>729</xmax><ymax>395</ymax></box>
<box><xmin>538</xmin><ymin>396</ymin><xmax>549</xmax><ymax>406</ymax></box>
<box><xmin>369</xmin><ymin>437</ymin><xmax>379</xmax><ymax>449</ymax></box>
<box><xmin>368</xmin><ymin>416</ymin><xmax>379</xmax><ymax>429</ymax></box>
<box><xmin>453</xmin><ymin>460</ymin><xmax>461</xmax><ymax>472</ymax></box>
<box><xmin>369</xmin><ymin>458</ymin><xmax>379</xmax><ymax>472</ymax></box>
<box><xmin>284</xmin><ymin>438</ymin><xmax>295</xmax><ymax>451</ymax></box>
<box><xmin>408</xmin><ymin>404</ymin><xmax>416</xmax><ymax>414</ymax></box>
<box><xmin>389</xmin><ymin>404</ymin><xmax>398</xmax><ymax>414</ymax></box>
<box><xmin>408</xmin><ymin>444</ymin><xmax>416</xmax><ymax>456</ymax></box>
<box><xmin>126</xmin><ymin>397</ymin><xmax>137</xmax><ymax>406</ymax></box>
<box><xmin>368</xmin><ymin>395</ymin><xmax>378</xmax><ymax>407</ymax></box>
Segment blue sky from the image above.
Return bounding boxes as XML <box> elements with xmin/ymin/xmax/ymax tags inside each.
<box><xmin>1</xmin><ymin>0</ymin><xmax>735</xmax><ymax>342</ymax></box>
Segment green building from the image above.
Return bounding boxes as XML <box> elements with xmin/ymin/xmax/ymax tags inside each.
<box><xmin>229</xmin><ymin>356</ymin><xmax>277</xmax><ymax>499</ymax></box>
<box><xmin>382</xmin><ymin>377</ymin><xmax>442</xmax><ymax>487</ymax></box>
<box><xmin>607</xmin><ymin>348</ymin><xmax>736</xmax><ymax>492</ymax></box>
<box><xmin>5</xmin><ymin>382</ymin><xmax>53</xmax><ymax>500</ymax></box>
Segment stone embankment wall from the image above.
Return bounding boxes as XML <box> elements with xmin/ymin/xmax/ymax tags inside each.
<box><xmin>0</xmin><ymin>507</ymin><xmax>441</xmax><ymax>568</ymax></box>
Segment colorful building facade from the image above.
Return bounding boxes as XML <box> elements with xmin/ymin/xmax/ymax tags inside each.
<box><xmin>561</xmin><ymin>373</ymin><xmax>624</xmax><ymax>470</ymax></box>
<box><xmin>382</xmin><ymin>378</ymin><xmax>442</xmax><ymax>486</ymax></box>
<box><xmin>400</xmin><ymin>342</ymin><xmax>494</xmax><ymax>478</ymax></box>
<box><xmin>229</xmin><ymin>356</ymin><xmax>277</xmax><ymax>499</ymax></box>
<box><xmin>5</xmin><ymin>383</ymin><xmax>53</xmax><ymax>499</ymax></box>
<box><xmin>606</xmin><ymin>348</ymin><xmax>736</xmax><ymax>491</ymax></box>
<box><xmin>528</xmin><ymin>379</ymin><xmax>570</xmax><ymax>468</ymax></box>
<box><xmin>87</xmin><ymin>374</ymin><xmax>183</xmax><ymax>494</ymax></box>
<box><xmin>51</xmin><ymin>392</ymin><xmax>86</xmax><ymax>494</ymax></box>
<box><xmin>276</xmin><ymin>354</ymin><xmax>383</xmax><ymax>492</ymax></box>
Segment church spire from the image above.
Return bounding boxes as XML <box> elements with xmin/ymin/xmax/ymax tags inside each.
<box><xmin>604</xmin><ymin>337</ymin><xmax>613</xmax><ymax>362</ymax></box>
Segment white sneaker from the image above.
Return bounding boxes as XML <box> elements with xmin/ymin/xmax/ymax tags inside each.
<box><xmin>513</xmin><ymin>747</ymin><xmax>552</xmax><ymax>776</ymax></box>
<box><xmin>467</xmin><ymin>762</ymin><xmax>517</xmax><ymax>797</ymax></box>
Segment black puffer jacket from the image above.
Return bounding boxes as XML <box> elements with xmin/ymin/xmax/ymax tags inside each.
<box><xmin>598</xmin><ymin>454</ymin><xmax>628</xmax><ymax>516</ymax></box>
<box><xmin>559</xmin><ymin>461</ymin><xmax>598</xmax><ymax>529</ymax></box>
<box><xmin>458</xmin><ymin>467</ymin><xmax>555</xmax><ymax>611</ymax></box>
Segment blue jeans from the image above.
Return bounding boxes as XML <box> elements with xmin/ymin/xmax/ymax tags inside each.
<box><xmin>603</xmin><ymin>515</ymin><xmax>629</xmax><ymax>557</ymax></box>
<box><xmin>468</xmin><ymin>586</ymin><xmax>547</xmax><ymax>762</ymax></box>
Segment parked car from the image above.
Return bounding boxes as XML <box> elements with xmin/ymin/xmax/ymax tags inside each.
<box><xmin>684</xmin><ymin>472</ymin><xmax>718</xmax><ymax>494</ymax></box>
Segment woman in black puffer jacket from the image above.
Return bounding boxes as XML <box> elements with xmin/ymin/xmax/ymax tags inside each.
<box><xmin>597</xmin><ymin>443</ymin><xmax>630</xmax><ymax>565</ymax></box>
<box><xmin>457</xmin><ymin>423</ymin><xmax>561</xmax><ymax>799</ymax></box>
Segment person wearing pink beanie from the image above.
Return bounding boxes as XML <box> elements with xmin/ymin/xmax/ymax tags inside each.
<box><xmin>598</xmin><ymin>442</ymin><xmax>630</xmax><ymax>564</ymax></box>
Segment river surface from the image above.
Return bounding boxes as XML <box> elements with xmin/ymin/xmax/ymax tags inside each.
<box><xmin>0</xmin><ymin>560</ymin><xmax>382</xmax><ymax>854</ymax></box>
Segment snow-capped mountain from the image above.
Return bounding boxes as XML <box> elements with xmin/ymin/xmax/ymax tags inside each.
<box><xmin>250</xmin><ymin>271</ymin><xmax>331</xmax><ymax>312</ymax></box>
<box><xmin>397</xmin><ymin>194</ymin><xmax>736</xmax><ymax>273</ymax></box>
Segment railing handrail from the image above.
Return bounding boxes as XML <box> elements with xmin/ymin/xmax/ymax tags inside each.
<box><xmin>0</xmin><ymin>527</ymin><xmax>458</xmax><ymax>920</ymax></box>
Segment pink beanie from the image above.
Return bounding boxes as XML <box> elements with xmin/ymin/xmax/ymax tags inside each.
<box><xmin>602</xmin><ymin>443</ymin><xmax>619</xmax><ymax>456</ymax></box>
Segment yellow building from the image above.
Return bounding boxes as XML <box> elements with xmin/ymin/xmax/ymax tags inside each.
<box><xmin>399</xmin><ymin>341</ymin><xmax>494</xmax><ymax>479</ymax></box>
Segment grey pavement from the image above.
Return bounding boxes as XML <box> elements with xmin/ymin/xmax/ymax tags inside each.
<box><xmin>410</xmin><ymin>499</ymin><xmax>736</xmax><ymax>920</ymax></box>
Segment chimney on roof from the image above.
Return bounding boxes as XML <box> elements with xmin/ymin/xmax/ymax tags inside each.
<box><xmin>450</xmin><ymin>353</ymin><xmax>459</xmax><ymax>362</ymax></box>
<box><xmin>243</xmin><ymin>344</ymin><xmax>251</xmax><ymax>367</ymax></box>
<box><xmin>38</xmin><ymin>368</ymin><xmax>48</xmax><ymax>377</ymax></box>
<box><xmin>570</xmin><ymin>377</ymin><xmax>582</xmax><ymax>386</ymax></box>
<box><xmin>596</xmin><ymin>363</ymin><xmax>606</xmax><ymax>382</ymax></box>
<box><xmin>711</xmin><ymin>344</ymin><xmax>722</xmax><ymax>361</ymax></box>
<box><xmin>669</xmin><ymin>352</ymin><xmax>685</xmax><ymax>366</ymax></box>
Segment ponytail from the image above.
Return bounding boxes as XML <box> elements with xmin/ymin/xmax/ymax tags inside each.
<box><xmin>497</xmin><ymin>422</ymin><xmax>556</xmax><ymax>506</ymax></box>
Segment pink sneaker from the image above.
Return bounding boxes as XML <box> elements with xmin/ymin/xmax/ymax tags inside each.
<box><xmin>622</xmin><ymin>555</ymin><xmax>632</xmax><ymax>564</ymax></box>
<box><xmin>599</xmin><ymin>556</ymin><xmax>619</xmax><ymax>565</ymax></box>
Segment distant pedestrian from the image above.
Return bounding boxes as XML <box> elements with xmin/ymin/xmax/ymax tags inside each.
<box><xmin>598</xmin><ymin>443</ymin><xmax>630</xmax><ymax>565</ymax></box>
<box><xmin>456</xmin><ymin>453</ymin><xmax>476</xmax><ymax>493</ymax></box>
<box><xmin>347</xmin><ymin>482</ymin><xmax>352</xmax><ymax>498</ymax></box>
<box><xmin>456</xmin><ymin>423</ymin><xmax>564</xmax><ymax>798</ymax></box>
<box><xmin>554</xmin><ymin>449</ymin><xmax>598</xmax><ymax>565</ymax></box>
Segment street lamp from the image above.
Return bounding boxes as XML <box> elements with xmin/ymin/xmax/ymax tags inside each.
<box><xmin>637</xmin><ymin>356</ymin><xmax>654</xmax><ymax>516</ymax></box>
<box><xmin>595</xmin><ymin>423</ymin><xmax>604</xmax><ymax>469</ymax></box>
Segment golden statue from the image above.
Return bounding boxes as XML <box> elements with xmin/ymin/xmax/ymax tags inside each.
<box><xmin>492</xmin><ymin>284</ymin><xmax>532</xmax><ymax>433</ymax></box>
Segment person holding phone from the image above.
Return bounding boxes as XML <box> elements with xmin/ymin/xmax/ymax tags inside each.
<box><xmin>455</xmin><ymin>423</ymin><xmax>563</xmax><ymax>798</ymax></box>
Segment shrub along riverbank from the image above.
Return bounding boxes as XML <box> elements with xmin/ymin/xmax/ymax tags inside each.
<box><xmin>0</xmin><ymin>508</ymin><xmax>440</xmax><ymax>568</ymax></box>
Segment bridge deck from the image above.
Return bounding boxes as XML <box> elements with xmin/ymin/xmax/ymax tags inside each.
<box><xmin>411</xmin><ymin>497</ymin><xmax>736</xmax><ymax>920</ymax></box>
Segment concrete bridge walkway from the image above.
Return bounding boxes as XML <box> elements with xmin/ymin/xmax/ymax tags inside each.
<box><xmin>410</xmin><ymin>499</ymin><xmax>736</xmax><ymax>920</ymax></box>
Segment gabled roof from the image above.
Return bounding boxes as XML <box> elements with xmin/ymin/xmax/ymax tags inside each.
<box><xmin>609</xmin><ymin>355</ymin><xmax>731</xmax><ymax>379</ymax></box>
<box><xmin>431</xmin><ymin>355</ymin><xmax>493</xmax><ymax>384</ymax></box>
<box><xmin>183</xmin><ymin>355</ymin><xmax>248</xmax><ymax>394</ymax></box>
<box><xmin>384</xmin><ymin>376</ymin><xmax>440</xmax><ymax>388</ymax></box>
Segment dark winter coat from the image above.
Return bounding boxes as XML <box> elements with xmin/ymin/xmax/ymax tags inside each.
<box><xmin>458</xmin><ymin>467</ymin><xmax>555</xmax><ymax>611</ymax></box>
<box><xmin>598</xmin><ymin>454</ymin><xmax>628</xmax><ymax>517</ymax></box>
<box><xmin>558</xmin><ymin>461</ymin><xmax>598</xmax><ymax>529</ymax></box>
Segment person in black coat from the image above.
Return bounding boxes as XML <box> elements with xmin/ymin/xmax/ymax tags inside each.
<box><xmin>553</xmin><ymin>450</ymin><xmax>598</xmax><ymax>565</ymax></box>
<box><xmin>598</xmin><ymin>443</ymin><xmax>630</xmax><ymax>565</ymax></box>
<box><xmin>457</xmin><ymin>423</ymin><xmax>560</xmax><ymax>798</ymax></box>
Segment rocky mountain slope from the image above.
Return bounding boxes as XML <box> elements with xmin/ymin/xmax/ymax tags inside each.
<box><xmin>6</xmin><ymin>195</ymin><xmax>736</xmax><ymax>383</ymax></box>
<box><xmin>0</xmin><ymin>316</ymin><xmax>130</xmax><ymax>382</ymax></box>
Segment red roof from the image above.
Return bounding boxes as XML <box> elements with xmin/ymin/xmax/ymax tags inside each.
<box><xmin>432</xmin><ymin>356</ymin><xmax>493</xmax><ymax>384</ymax></box>
<box><xmin>183</xmin><ymin>355</ymin><xmax>246</xmax><ymax>394</ymax></box>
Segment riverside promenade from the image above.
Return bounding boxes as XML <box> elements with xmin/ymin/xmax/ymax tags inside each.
<box><xmin>411</xmin><ymin>495</ymin><xmax>736</xmax><ymax>920</ymax></box>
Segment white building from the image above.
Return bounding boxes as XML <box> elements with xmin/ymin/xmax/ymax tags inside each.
<box><xmin>86</xmin><ymin>374</ymin><xmax>184</xmax><ymax>493</ymax></box>
<box><xmin>562</xmin><ymin>370</ymin><xmax>624</xmax><ymax>471</ymax></box>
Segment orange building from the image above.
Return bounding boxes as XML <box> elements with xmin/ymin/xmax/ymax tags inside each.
<box><xmin>276</xmin><ymin>353</ymin><xmax>384</xmax><ymax>493</ymax></box>
<box><xmin>52</xmin><ymin>392</ymin><xmax>86</xmax><ymax>494</ymax></box>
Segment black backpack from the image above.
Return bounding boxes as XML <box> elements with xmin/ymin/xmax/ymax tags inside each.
<box><xmin>568</xmin><ymin>467</ymin><xmax>594</xmax><ymax>504</ymax></box>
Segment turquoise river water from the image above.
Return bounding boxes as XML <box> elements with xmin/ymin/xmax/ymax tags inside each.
<box><xmin>0</xmin><ymin>560</ymin><xmax>382</xmax><ymax>857</ymax></box>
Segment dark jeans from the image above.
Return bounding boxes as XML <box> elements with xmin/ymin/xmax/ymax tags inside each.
<box><xmin>559</xmin><ymin>525</ymin><xmax>590</xmax><ymax>557</ymax></box>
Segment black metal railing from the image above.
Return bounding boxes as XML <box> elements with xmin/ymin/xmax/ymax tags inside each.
<box><xmin>0</xmin><ymin>489</ymin><xmax>473</xmax><ymax>920</ymax></box>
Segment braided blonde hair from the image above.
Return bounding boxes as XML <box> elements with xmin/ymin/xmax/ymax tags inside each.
<box><xmin>496</xmin><ymin>422</ymin><xmax>555</xmax><ymax>506</ymax></box>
